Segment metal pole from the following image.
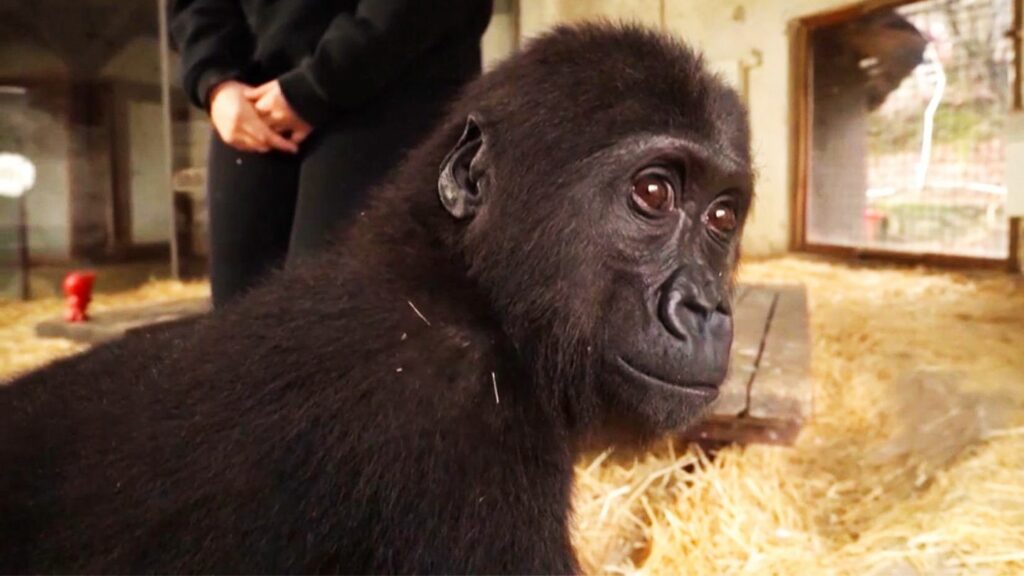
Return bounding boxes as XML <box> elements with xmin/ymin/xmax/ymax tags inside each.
<box><xmin>157</xmin><ymin>0</ymin><xmax>180</xmax><ymax>279</ymax></box>
<box><xmin>1008</xmin><ymin>0</ymin><xmax>1022</xmax><ymax>272</ymax></box>
<box><xmin>17</xmin><ymin>195</ymin><xmax>29</xmax><ymax>300</ymax></box>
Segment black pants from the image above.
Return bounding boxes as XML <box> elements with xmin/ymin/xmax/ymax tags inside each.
<box><xmin>205</xmin><ymin>90</ymin><xmax>451</xmax><ymax>308</ymax></box>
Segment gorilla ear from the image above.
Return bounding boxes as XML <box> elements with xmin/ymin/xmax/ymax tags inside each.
<box><xmin>438</xmin><ymin>114</ymin><xmax>487</xmax><ymax>220</ymax></box>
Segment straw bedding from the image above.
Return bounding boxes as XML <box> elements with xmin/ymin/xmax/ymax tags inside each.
<box><xmin>2</xmin><ymin>257</ymin><xmax>1022</xmax><ymax>575</ymax></box>
<box><xmin>573</xmin><ymin>257</ymin><xmax>1024</xmax><ymax>575</ymax></box>
<box><xmin>0</xmin><ymin>281</ymin><xmax>210</xmax><ymax>380</ymax></box>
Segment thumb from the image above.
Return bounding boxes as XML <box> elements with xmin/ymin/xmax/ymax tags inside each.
<box><xmin>254</xmin><ymin>93</ymin><xmax>275</xmax><ymax>113</ymax></box>
<box><xmin>291</xmin><ymin>125</ymin><xmax>313</xmax><ymax>145</ymax></box>
<box><xmin>243</xmin><ymin>83</ymin><xmax>272</xmax><ymax>100</ymax></box>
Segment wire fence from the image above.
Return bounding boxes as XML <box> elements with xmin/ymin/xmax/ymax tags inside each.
<box><xmin>809</xmin><ymin>0</ymin><xmax>1014</xmax><ymax>258</ymax></box>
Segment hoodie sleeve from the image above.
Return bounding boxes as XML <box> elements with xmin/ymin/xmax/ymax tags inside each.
<box><xmin>277</xmin><ymin>0</ymin><xmax>486</xmax><ymax>127</ymax></box>
<box><xmin>171</xmin><ymin>0</ymin><xmax>255</xmax><ymax>110</ymax></box>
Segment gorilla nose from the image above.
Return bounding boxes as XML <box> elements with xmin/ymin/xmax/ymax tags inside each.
<box><xmin>658</xmin><ymin>277</ymin><xmax>731</xmax><ymax>342</ymax></box>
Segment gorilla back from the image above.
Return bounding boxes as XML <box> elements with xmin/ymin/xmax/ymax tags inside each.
<box><xmin>0</xmin><ymin>23</ymin><xmax>752</xmax><ymax>574</ymax></box>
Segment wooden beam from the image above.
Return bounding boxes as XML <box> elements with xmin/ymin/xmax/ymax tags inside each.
<box><xmin>157</xmin><ymin>0</ymin><xmax>180</xmax><ymax>279</ymax></box>
<box><xmin>802</xmin><ymin>243</ymin><xmax>1009</xmax><ymax>270</ymax></box>
<box><xmin>684</xmin><ymin>284</ymin><xmax>813</xmax><ymax>446</ymax></box>
<box><xmin>1010</xmin><ymin>216</ymin><xmax>1022</xmax><ymax>274</ymax></box>
<box><xmin>710</xmin><ymin>286</ymin><xmax>775</xmax><ymax>417</ymax></box>
<box><xmin>789</xmin><ymin>19</ymin><xmax>810</xmax><ymax>251</ymax></box>
<box><xmin>17</xmin><ymin>195</ymin><xmax>30</xmax><ymax>300</ymax></box>
<box><xmin>748</xmin><ymin>285</ymin><xmax>812</xmax><ymax>422</ymax></box>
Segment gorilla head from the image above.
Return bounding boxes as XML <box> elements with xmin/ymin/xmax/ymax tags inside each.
<box><xmin>434</xmin><ymin>25</ymin><xmax>752</xmax><ymax>435</ymax></box>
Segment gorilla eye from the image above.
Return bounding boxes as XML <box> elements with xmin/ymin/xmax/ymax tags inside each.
<box><xmin>705</xmin><ymin>202</ymin><xmax>738</xmax><ymax>235</ymax></box>
<box><xmin>631</xmin><ymin>171</ymin><xmax>675</xmax><ymax>214</ymax></box>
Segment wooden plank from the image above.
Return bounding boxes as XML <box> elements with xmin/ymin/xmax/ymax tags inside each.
<box><xmin>684</xmin><ymin>414</ymin><xmax>803</xmax><ymax>446</ymax></box>
<box><xmin>748</xmin><ymin>285</ymin><xmax>812</xmax><ymax>422</ymax></box>
<box><xmin>36</xmin><ymin>298</ymin><xmax>210</xmax><ymax>344</ymax></box>
<box><xmin>683</xmin><ymin>283</ymin><xmax>812</xmax><ymax>446</ymax></box>
<box><xmin>709</xmin><ymin>285</ymin><xmax>776</xmax><ymax>417</ymax></box>
<box><xmin>790</xmin><ymin>19</ymin><xmax>810</xmax><ymax>251</ymax></box>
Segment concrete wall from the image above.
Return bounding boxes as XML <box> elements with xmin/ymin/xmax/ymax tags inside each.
<box><xmin>1011</xmin><ymin>113</ymin><xmax>1024</xmax><ymax>272</ymax></box>
<box><xmin>0</xmin><ymin>41</ymin><xmax>68</xmax><ymax>80</ymax></box>
<box><xmin>482</xmin><ymin>0</ymin><xmax>520</xmax><ymax>70</ymax></box>
<box><xmin>519</xmin><ymin>0</ymin><xmax>662</xmax><ymax>36</ymax></box>
<box><xmin>0</xmin><ymin>32</ymin><xmax>176</xmax><ymax>265</ymax></box>
<box><xmin>0</xmin><ymin>43</ymin><xmax>73</xmax><ymax>260</ymax></box>
<box><xmin>101</xmin><ymin>37</ymin><xmax>163</xmax><ymax>85</ymax></box>
<box><xmin>104</xmin><ymin>37</ymin><xmax>174</xmax><ymax>247</ymax></box>
<box><xmin>1010</xmin><ymin>112</ymin><xmax>1024</xmax><ymax>218</ymax></box>
<box><xmin>510</xmin><ymin>0</ymin><xmax>862</xmax><ymax>256</ymax></box>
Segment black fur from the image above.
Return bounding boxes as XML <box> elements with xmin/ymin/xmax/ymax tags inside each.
<box><xmin>0</xmin><ymin>23</ymin><xmax>751</xmax><ymax>574</ymax></box>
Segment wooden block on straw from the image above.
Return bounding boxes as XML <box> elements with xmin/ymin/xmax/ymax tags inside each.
<box><xmin>36</xmin><ymin>298</ymin><xmax>210</xmax><ymax>344</ymax></box>
<box><xmin>684</xmin><ymin>283</ymin><xmax>812</xmax><ymax>446</ymax></box>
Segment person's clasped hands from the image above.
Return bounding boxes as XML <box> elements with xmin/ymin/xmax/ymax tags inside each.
<box><xmin>209</xmin><ymin>80</ymin><xmax>314</xmax><ymax>154</ymax></box>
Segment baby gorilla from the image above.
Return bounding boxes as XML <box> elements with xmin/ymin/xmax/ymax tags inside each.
<box><xmin>0</xmin><ymin>23</ymin><xmax>752</xmax><ymax>574</ymax></box>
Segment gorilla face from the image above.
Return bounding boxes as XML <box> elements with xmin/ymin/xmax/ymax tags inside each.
<box><xmin>594</xmin><ymin>135</ymin><xmax>751</xmax><ymax>432</ymax></box>
<box><xmin>435</xmin><ymin>27</ymin><xmax>752</xmax><ymax>435</ymax></box>
<box><xmin>440</xmin><ymin>124</ymin><xmax>751</xmax><ymax>434</ymax></box>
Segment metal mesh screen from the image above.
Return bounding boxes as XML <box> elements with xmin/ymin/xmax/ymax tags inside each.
<box><xmin>808</xmin><ymin>0</ymin><xmax>1014</xmax><ymax>258</ymax></box>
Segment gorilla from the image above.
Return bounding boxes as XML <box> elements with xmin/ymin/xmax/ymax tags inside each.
<box><xmin>0</xmin><ymin>23</ymin><xmax>752</xmax><ymax>574</ymax></box>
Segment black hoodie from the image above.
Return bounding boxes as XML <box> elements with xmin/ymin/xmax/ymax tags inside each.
<box><xmin>171</xmin><ymin>0</ymin><xmax>493</xmax><ymax>126</ymax></box>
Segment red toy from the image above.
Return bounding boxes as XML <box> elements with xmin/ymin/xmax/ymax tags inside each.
<box><xmin>63</xmin><ymin>271</ymin><xmax>96</xmax><ymax>323</ymax></box>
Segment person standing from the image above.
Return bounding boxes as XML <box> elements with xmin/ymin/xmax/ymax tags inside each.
<box><xmin>171</xmin><ymin>1</ymin><xmax>494</xmax><ymax>307</ymax></box>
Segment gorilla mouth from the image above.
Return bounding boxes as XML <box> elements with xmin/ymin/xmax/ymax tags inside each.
<box><xmin>616</xmin><ymin>358</ymin><xmax>720</xmax><ymax>399</ymax></box>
